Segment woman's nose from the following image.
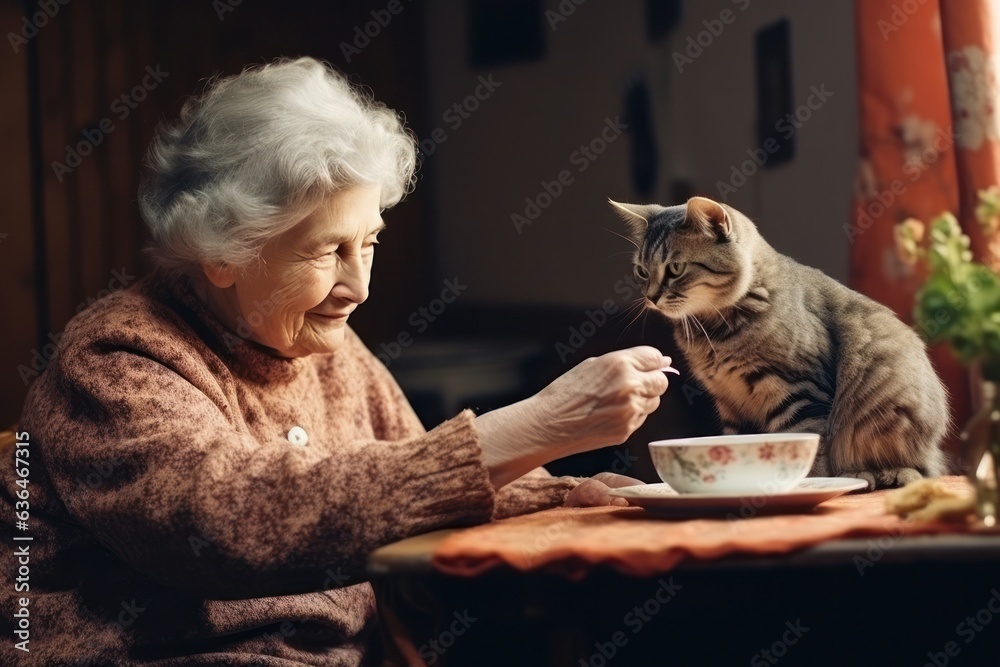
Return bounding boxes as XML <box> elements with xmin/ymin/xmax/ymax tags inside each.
<box><xmin>334</xmin><ymin>256</ymin><xmax>369</xmax><ymax>304</ymax></box>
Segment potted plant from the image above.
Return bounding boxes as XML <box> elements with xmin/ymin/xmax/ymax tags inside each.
<box><xmin>894</xmin><ymin>188</ymin><xmax>1000</xmax><ymax>525</ymax></box>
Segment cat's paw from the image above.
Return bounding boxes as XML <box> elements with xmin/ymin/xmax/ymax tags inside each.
<box><xmin>841</xmin><ymin>471</ymin><xmax>877</xmax><ymax>491</ymax></box>
<box><xmin>840</xmin><ymin>467</ymin><xmax>923</xmax><ymax>491</ymax></box>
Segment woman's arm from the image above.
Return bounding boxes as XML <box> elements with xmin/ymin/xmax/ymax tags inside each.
<box><xmin>471</xmin><ymin>347</ymin><xmax>670</xmax><ymax>517</ymax></box>
<box><xmin>355</xmin><ymin>332</ymin><xmax>669</xmax><ymax>516</ymax></box>
<box><xmin>492</xmin><ymin>467</ymin><xmax>582</xmax><ymax>519</ymax></box>
<box><xmin>28</xmin><ymin>344</ymin><xmax>495</xmax><ymax>601</ymax></box>
<box><xmin>474</xmin><ymin>396</ymin><xmax>562</xmax><ymax>488</ymax></box>
<box><xmin>475</xmin><ymin>347</ymin><xmax>671</xmax><ymax>487</ymax></box>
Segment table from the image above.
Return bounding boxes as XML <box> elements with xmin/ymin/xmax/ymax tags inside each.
<box><xmin>368</xmin><ymin>482</ymin><xmax>1000</xmax><ymax>667</ymax></box>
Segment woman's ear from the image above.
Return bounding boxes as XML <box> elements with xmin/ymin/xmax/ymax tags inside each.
<box><xmin>202</xmin><ymin>262</ymin><xmax>238</xmax><ymax>289</ymax></box>
<box><xmin>685</xmin><ymin>196</ymin><xmax>731</xmax><ymax>238</ymax></box>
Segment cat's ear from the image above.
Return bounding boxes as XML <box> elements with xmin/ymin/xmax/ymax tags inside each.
<box><xmin>685</xmin><ymin>196</ymin><xmax>731</xmax><ymax>238</ymax></box>
<box><xmin>608</xmin><ymin>199</ymin><xmax>665</xmax><ymax>238</ymax></box>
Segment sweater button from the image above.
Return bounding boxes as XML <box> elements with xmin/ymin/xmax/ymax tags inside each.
<box><xmin>287</xmin><ymin>426</ymin><xmax>308</xmax><ymax>446</ymax></box>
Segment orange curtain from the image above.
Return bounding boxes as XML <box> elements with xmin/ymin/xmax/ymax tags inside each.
<box><xmin>940</xmin><ymin>0</ymin><xmax>1000</xmax><ymax>264</ymax></box>
<box><xmin>851</xmin><ymin>0</ymin><xmax>1000</xmax><ymax>459</ymax></box>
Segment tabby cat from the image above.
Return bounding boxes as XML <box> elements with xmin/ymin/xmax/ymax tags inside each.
<box><xmin>611</xmin><ymin>196</ymin><xmax>948</xmax><ymax>489</ymax></box>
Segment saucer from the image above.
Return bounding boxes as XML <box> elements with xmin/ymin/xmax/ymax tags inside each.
<box><xmin>608</xmin><ymin>477</ymin><xmax>870</xmax><ymax>518</ymax></box>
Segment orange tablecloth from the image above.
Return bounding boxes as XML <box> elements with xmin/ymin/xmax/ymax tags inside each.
<box><xmin>432</xmin><ymin>476</ymin><xmax>988</xmax><ymax>578</ymax></box>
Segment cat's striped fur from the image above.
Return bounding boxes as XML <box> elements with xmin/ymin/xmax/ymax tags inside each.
<box><xmin>612</xmin><ymin>196</ymin><xmax>948</xmax><ymax>489</ymax></box>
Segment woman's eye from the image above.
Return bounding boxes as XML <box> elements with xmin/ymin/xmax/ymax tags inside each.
<box><xmin>668</xmin><ymin>261</ymin><xmax>687</xmax><ymax>277</ymax></box>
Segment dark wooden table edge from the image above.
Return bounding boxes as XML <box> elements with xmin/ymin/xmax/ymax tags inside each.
<box><xmin>367</xmin><ymin>530</ymin><xmax>1000</xmax><ymax>577</ymax></box>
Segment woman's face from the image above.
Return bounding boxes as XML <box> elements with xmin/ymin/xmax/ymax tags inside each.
<box><xmin>209</xmin><ymin>184</ymin><xmax>384</xmax><ymax>357</ymax></box>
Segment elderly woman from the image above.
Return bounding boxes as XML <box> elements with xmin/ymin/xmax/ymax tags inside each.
<box><xmin>4</xmin><ymin>57</ymin><xmax>670</xmax><ymax>666</ymax></box>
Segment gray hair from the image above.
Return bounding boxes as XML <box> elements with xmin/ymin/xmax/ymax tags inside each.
<box><xmin>139</xmin><ymin>56</ymin><xmax>417</xmax><ymax>274</ymax></box>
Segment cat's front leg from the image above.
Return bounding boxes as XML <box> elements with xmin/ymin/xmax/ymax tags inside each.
<box><xmin>799</xmin><ymin>426</ymin><xmax>831</xmax><ymax>477</ymax></box>
<box><xmin>810</xmin><ymin>449</ymin><xmax>831</xmax><ymax>477</ymax></box>
<box><xmin>716</xmin><ymin>401</ymin><xmax>742</xmax><ymax>437</ymax></box>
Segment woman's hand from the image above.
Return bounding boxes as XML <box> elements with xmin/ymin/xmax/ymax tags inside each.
<box><xmin>475</xmin><ymin>346</ymin><xmax>672</xmax><ymax>488</ymax></box>
<box><xmin>532</xmin><ymin>346</ymin><xmax>672</xmax><ymax>454</ymax></box>
<box><xmin>565</xmin><ymin>472</ymin><xmax>645</xmax><ymax>508</ymax></box>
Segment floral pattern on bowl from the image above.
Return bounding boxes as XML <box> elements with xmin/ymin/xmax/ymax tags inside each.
<box><xmin>649</xmin><ymin>434</ymin><xmax>819</xmax><ymax>494</ymax></box>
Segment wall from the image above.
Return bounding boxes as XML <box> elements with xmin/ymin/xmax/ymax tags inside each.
<box><xmin>0</xmin><ymin>0</ymin><xmax>435</xmax><ymax>426</ymax></box>
<box><xmin>422</xmin><ymin>0</ymin><xmax>857</xmax><ymax>309</ymax></box>
<box><xmin>662</xmin><ymin>0</ymin><xmax>857</xmax><ymax>283</ymax></box>
<box><xmin>0</xmin><ymin>0</ymin><xmax>36</xmax><ymax>427</ymax></box>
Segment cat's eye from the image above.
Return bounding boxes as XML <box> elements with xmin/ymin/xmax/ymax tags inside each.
<box><xmin>634</xmin><ymin>265</ymin><xmax>649</xmax><ymax>282</ymax></box>
<box><xmin>668</xmin><ymin>261</ymin><xmax>687</xmax><ymax>277</ymax></box>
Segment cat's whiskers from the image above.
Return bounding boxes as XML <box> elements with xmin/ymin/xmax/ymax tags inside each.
<box><xmin>619</xmin><ymin>298</ymin><xmax>648</xmax><ymax>324</ymax></box>
<box><xmin>616</xmin><ymin>299</ymin><xmax>648</xmax><ymax>343</ymax></box>
<box><xmin>727</xmin><ymin>295</ymin><xmax>755</xmax><ymax>311</ymax></box>
<box><xmin>690</xmin><ymin>314</ymin><xmax>718</xmax><ymax>357</ymax></box>
<box><xmin>622</xmin><ymin>304</ymin><xmax>646</xmax><ymax>331</ymax></box>
<box><xmin>728</xmin><ymin>301</ymin><xmax>751</xmax><ymax>314</ymax></box>
<box><xmin>687</xmin><ymin>295</ymin><xmax>734</xmax><ymax>333</ymax></box>
<box><xmin>602</xmin><ymin>227</ymin><xmax>638</xmax><ymax>249</ymax></box>
<box><xmin>680</xmin><ymin>314</ymin><xmax>693</xmax><ymax>347</ymax></box>
<box><xmin>614</xmin><ymin>296</ymin><xmax>644</xmax><ymax>317</ymax></box>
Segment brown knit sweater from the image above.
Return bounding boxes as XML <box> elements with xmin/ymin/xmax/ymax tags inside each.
<box><xmin>0</xmin><ymin>274</ymin><xmax>580</xmax><ymax>666</ymax></box>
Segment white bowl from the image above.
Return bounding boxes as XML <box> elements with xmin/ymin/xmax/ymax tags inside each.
<box><xmin>648</xmin><ymin>433</ymin><xmax>820</xmax><ymax>494</ymax></box>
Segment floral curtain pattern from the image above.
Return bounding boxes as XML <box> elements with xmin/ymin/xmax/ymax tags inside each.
<box><xmin>852</xmin><ymin>0</ymin><xmax>1000</xmax><ymax>454</ymax></box>
<box><xmin>941</xmin><ymin>1</ymin><xmax>1000</xmax><ymax>268</ymax></box>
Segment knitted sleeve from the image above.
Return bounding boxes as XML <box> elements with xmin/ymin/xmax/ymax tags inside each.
<box><xmin>23</xmin><ymin>327</ymin><xmax>494</xmax><ymax>600</ymax></box>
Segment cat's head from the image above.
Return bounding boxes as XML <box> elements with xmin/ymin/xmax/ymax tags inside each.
<box><xmin>610</xmin><ymin>196</ymin><xmax>757</xmax><ymax>319</ymax></box>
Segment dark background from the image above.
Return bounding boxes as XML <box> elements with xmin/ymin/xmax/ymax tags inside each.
<box><xmin>0</xmin><ymin>0</ymin><xmax>860</xmax><ymax>481</ymax></box>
